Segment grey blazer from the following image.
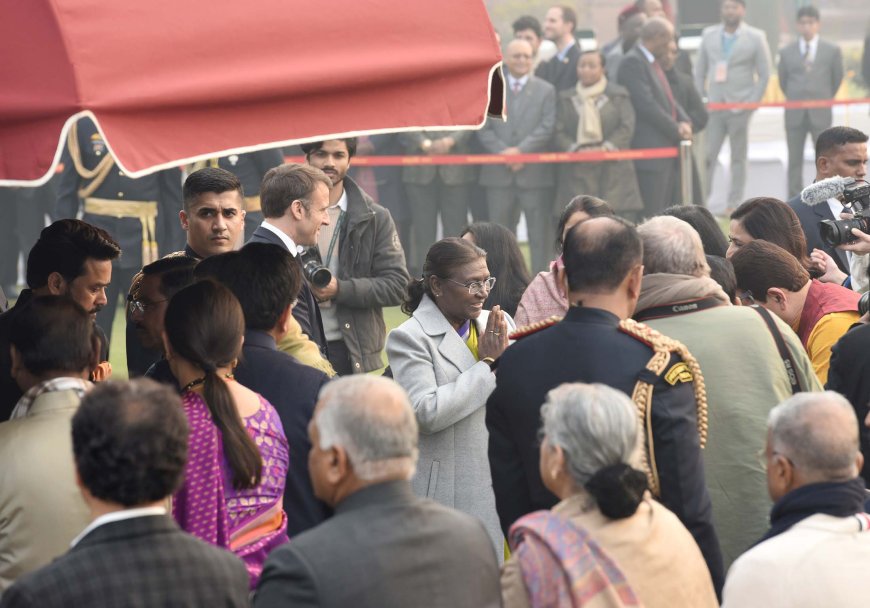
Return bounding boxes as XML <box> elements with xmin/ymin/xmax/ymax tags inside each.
<box><xmin>476</xmin><ymin>73</ymin><xmax>556</xmax><ymax>188</ymax></box>
<box><xmin>253</xmin><ymin>481</ymin><xmax>501</xmax><ymax>608</ymax></box>
<box><xmin>385</xmin><ymin>295</ymin><xmax>515</xmax><ymax>553</ymax></box>
<box><xmin>399</xmin><ymin>130</ymin><xmax>475</xmax><ymax>185</ymax></box>
<box><xmin>695</xmin><ymin>23</ymin><xmax>772</xmax><ymax>104</ymax></box>
<box><xmin>778</xmin><ymin>38</ymin><xmax>843</xmax><ymax>129</ymax></box>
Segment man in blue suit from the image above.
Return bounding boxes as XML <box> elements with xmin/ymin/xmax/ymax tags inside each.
<box><xmin>247</xmin><ymin>164</ymin><xmax>332</xmax><ymax>355</ymax></box>
<box><xmin>787</xmin><ymin>126</ymin><xmax>868</xmax><ymax>277</ymax></box>
<box><xmin>199</xmin><ymin>243</ymin><xmax>331</xmax><ymax>537</ymax></box>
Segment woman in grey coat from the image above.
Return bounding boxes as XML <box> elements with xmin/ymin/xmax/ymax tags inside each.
<box><xmin>555</xmin><ymin>49</ymin><xmax>642</xmax><ymax>217</ymax></box>
<box><xmin>386</xmin><ymin>238</ymin><xmax>515</xmax><ymax>556</ymax></box>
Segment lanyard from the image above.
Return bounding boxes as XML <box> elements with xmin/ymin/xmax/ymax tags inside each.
<box><xmin>324</xmin><ymin>209</ymin><xmax>345</xmax><ymax>268</ymax></box>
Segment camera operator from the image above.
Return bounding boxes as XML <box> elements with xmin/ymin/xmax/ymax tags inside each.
<box><xmin>301</xmin><ymin>139</ymin><xmax>408</xmax><ymax>375</ymax></box>
<box><xmin>789</xmin><ymin>127</ymin><xmax>868</xmax><ymax>288</ymax></box>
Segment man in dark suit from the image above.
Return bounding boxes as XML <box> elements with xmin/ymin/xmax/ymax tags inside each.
<box><xmin>788</xmin><ymin>126</ymin><xmax>868</xmax><ymax>275</ymax></box>
<box><xmin>778</xmin><ymin>6</ymin><xmax>844</xmax><ymax>198</ymax></box>
<box><xmin>254</xmin><ymin>376</ymin><xmax>501</xmax><ymax>608</ymax></box>
<box><xmin>56</xmin><ymin>117</ymin><xmax>184</xmax><ymax>344</ymax></box>
<box><xmin>200</xmin><ymin>243</ymin><xmax>331</xmax><ymax>536</ymax></box>
<box><xmin>535</xmin><ymin>5</ymin><xmax>581</xmax><ymax>91</ymax></box>
<box><xmin>486</xmin><ymin>216</ymin><xmax>724</xmax><ymax>596</ymax></box>
<box><xmin>618</xmin><ymin>17</ymin><xmax>692</xmax><ymax>215</ymax></box>
<box><xmin>248</xmin><ymin>163</ymin><xmax>332</xmax><ymax>355</ymax></box>
<box><xmin>0</xmin><ymin>379</ymin><xmax>249</xmax><ymax>607</ymax></box>
<box><xmin>477</xmin><ymin>39</ymin><xmax>557</xmax><ymax>273</ymax></box>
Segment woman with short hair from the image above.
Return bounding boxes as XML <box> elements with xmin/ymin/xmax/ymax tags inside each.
<box><xmin>386</xmin><ymin>238</ymin><xmax>515</xmax><ymax>555</ymax></box>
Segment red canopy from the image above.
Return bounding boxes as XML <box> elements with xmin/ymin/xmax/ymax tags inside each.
<box><xmin>0</xmin><ymin>0</ymin><xmax>502</xmax><ymax>184</ymax></box>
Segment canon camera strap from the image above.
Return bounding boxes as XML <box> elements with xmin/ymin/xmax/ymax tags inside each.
<box><xmin>633</xmin><ymin>296</ymin><xmax>722</xmax><ymax>322</ymax></box>
<box><xmin>750</xmin><ymin>305</ymin><xmax>803</xmax><ymax>394</ymax></box>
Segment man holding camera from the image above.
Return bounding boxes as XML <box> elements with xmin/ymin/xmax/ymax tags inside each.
<box><xmin>249</xmin><ymin>163</ymin><xmax>332</xmax><ymax>355</ymax></box>
<box><xmin>788</xmin><ymin>127</ymin><xmax>869</xmax><ymax>287</ymax></box>
<box><xmin>301</xmin><ymin>139</ymin><xmax>408</xmax><ymax>375</ymax></box>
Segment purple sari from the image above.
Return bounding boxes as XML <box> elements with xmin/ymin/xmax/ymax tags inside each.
<box><xmin>173</xmin><ymin>390</ymin><xmax>290</xmax><ymax>588</ymax></box>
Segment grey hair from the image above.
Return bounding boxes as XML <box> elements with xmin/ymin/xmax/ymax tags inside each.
<box><xmin>315</xmin><ymin>376</ymin><xmax>419</xmax><ymax>481</ymax></box>
<box><xmin>768</xmin><ymin>391</ymin><xmax>860</xmax><ymax>478</ymax></box>
<box><xmin>540</xmin><ymin>383</ymin><xmax>639</xmax><ymax>489</ymax></box>
<box><xmin>638</xmin><ymin>216</ymin><xmax>710</xmax><ymax>277</ymax></box>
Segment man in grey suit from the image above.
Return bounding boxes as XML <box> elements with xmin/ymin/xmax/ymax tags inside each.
<box><xmin>695</xmin><ymin>0</ymin><xmax>771</xmax><ymax>209</ymax></box>
<box><xmin>254</xmin><ymin>375</ymin><xmax>501</xmax><ymax>608</ymax></box>
<box><xmin>401</xmin><ymin>131</ymin><xmax>475</xmax><ymax>278</ymax></box>
<box><xmin>477</xmin><ymin>39</ymin><xmax>556</xmax><ymax>272</ymax></box>
<box><xmin>778</xmin><ymin>6</ymin><xmax>844</xmax><ymax>198</ymax></box>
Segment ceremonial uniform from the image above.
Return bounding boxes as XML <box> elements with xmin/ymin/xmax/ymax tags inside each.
<box><xmin>189</xmin><ymin>150</ymin><xmax>284</xmax><ymax>241</ymax></box>
<box><xmin>56</xmin><ymin>117</ymin><xmax>183</xmax><ymax>343</ymax></box>
<box><xmin>486</xmin><ymin>306</ymin><xmax>724</xmax><ymax>595</ymax></box>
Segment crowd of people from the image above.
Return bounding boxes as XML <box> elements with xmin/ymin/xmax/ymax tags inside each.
<box><xmin>1</xmin><ymin>1</ymin><xmax>870</xmax><ymax>607</ymax></box>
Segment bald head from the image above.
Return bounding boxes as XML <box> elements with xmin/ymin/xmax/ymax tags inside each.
<box><xmin>638</xmin><ymin>216</ymin><xmax>709</xmax><ymax>277</ymax></box>
<box><xmin>315</xmin><ymin>376</ymin><xmax>419</xmax><ymax>482</ymax></box>
<box><xmin>563</xmin><ymin>216</ymin><xmax>642</xmax><ymax>294</ymax></box>
<box><xmin>768</xmin><ymin>392</ymin><xmax>861</xmax><ymax>482</ymax></box>
<box><xmin>504</xmin><ymin>38</ymin><xmax>534</xmax><ymax>78</ymax></box>
<box><xmin>640</xmin><ymin>16</ymin><xmax>674</xmax><ymax>61</ymax></box>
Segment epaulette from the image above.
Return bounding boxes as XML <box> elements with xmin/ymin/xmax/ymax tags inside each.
<box><xmin>508</xmin><ymin>315</ymin><xmax>563</xmax><ymax>340</ymax></box>
<box><xmin>618</xmin><ymin>318</ymin><xmax>709</xmax><ymax>498</ymax></box>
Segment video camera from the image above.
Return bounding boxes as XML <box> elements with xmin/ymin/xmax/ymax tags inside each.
<box><xmin>819</xmin><ymin>180</ymin><xmax>870</xmax><ymax>247</ymax></box>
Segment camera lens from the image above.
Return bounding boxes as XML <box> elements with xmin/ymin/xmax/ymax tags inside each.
<box><xmin>307</xmin><ymin>266</ymin><xmax>332</xmax><ymax>289</ymax></box>
<box><xmin>819</xmin><ymin>218</ymin><xmax>868</xmax><ymax>247</ymax></box>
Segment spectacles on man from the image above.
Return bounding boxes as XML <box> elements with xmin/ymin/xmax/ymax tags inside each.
<box><xmin>738</xmin><ymin>289</ymin><xmax>755</xmax><ymax>305</ymax></box>
<box><xmin>441</xmin><ymin>276</ymin><xmax>497</xmax><ymax>296</ymax></box>
<box><xmin>129</xmin><ymin>298</ymin><xmax>168</xmax><ymax>315</ymax></box>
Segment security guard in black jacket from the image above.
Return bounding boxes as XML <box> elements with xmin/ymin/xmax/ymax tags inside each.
<box><xmin>188</xmin><ymin>148</ymin><xmax>284</xmax><ymax>241</ymax></box>
<box><xmin>56</xmin><ymin>117</ymin><xmax>184</xmax><ymax>344</ymax></box>
<box><xmin>486</xmin><ymin>216</ymin><xmax>724</xmax><ymax>597</ymax></box>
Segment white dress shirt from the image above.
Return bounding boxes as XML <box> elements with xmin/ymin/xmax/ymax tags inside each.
<box><xmin>260</xmin><ymin>220</ymin><xmax>300</xmax><ymax>256</ymax></box>
<box><xmin>71</xmin><ymin>506</ymin><xmax>167</xmax><ymax>548</ymax></box>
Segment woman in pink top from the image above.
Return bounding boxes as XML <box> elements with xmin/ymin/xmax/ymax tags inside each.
<box><xmin>163</xmin><ymin>280</ymin><xmax>289</xmax><ymax>588</ymax></box>
<box><xmin>514</xmin><ymin>196</ymin><xmax>614</xmax><ymax>327</ymax></box>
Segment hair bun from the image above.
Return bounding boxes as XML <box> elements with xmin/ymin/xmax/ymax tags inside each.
<box><xmin>584</xmin><ymin>463</ymin><xmax>647</xmax><ymax>519</ymax></box>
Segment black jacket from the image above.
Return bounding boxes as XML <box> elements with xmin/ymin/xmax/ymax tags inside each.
<box><xmin>617</xmin><ymin>46</ymin><xmax>689</xmax><ymax>172</ymax></box>
<box><xmin>0</xmin><ymin>515</ymin><xmax>249</xmax><ymax>607</ymax></box>
<box><xmin>826</xmin><ymin>323</ymin><xmax>870</xmax><ymax>483</ymax></box>
<box><xmin>535</xmin><ymin>42</ymin><xmax>581</xmax><ymax>92</ymax></box>
<box><xmin>234</xmin><ymin>330</ymin><xmax>331</xmax><ymax>535</ymax></box>
<box><xmin>246</xmin><ymin>228</ymin><xmax>328</xmax><ymax>354</ymax></box>
<box><xmin>0</xmin><ymin>291</ymin><xmax>27</xmax><ymax>420</ymax></box>
<box><xmin>486</xmin><ymin>306</ymin><xmax>724</xmax><ymax>594</ymax></box>
<box><xmin>787</xmin><ymin>193</ymin><xmax>849</xmax><ymax>274</ymax></box>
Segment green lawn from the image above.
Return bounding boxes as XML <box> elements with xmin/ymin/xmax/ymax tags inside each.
<box><xmin>109</xmin><ymin>303</ymin><xmax>409</xmax><ymax>379</ymax></box>
<box><xmin>107</xmin><ymin>243</ymin><xmax>536</xmax><ymax>378</ymax></box>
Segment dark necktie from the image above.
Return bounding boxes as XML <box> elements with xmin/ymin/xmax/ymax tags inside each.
<box><xmin>652</xmin><ymin>61</ymin><xmax>677</xmax><ymax>120</ymax></box>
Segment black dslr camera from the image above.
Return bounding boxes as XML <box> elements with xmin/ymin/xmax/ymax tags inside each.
<box><xmin>298</xmin><ymin>246</ymin><xmax>332</xmax><ymax>289</ymax></box>
<box><xmin>819</xmin><ymin>180</ymin><xmax>870</xmax><ymax>247</ymax></box>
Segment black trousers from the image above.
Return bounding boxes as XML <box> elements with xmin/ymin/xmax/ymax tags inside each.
<box><xmin>327</xmin><ymin>339</ymin><xmax>354</xmax><ymax>376</ymax></box>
